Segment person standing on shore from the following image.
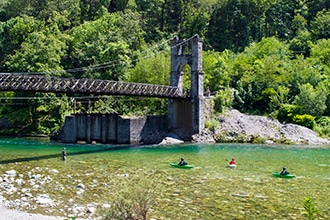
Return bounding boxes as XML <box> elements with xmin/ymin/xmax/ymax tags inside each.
<box><xmin>62</xmin><ymin>148</ymin><xmax>67</xmax><ymax>161</ymax></box>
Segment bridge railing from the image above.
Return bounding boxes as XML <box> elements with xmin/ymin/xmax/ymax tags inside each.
<box><xmin>0</xmin><ymin>73</ymin><xmax>190</xmax><ymax>99</ymax></box>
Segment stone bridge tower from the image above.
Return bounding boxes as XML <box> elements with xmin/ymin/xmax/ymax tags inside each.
<box><xmin>168</xmin><ymin>35</ymin><xmax>205</xmax><ymax>139</ymax></box>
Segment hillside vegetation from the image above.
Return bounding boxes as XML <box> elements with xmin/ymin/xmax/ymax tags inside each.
<box><xmin>0</xmin><ymin>0</ymin><xmax>329</xmax><ymax>138</ymax></box>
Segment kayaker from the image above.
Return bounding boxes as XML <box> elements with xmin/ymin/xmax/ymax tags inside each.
<box><xmin>280</xmin><ymin>167</ymin><xmax>289</xmax><ymax>175</ymax></box>
<box><xmin>178</xmin><ymin>158</ymin><xmax>187</xmax><ymax>166</ymax></box>
<box><xmin>229</xmin><ymin>158</ymin><xmax>236</xmax><ymax>165</ymax></box>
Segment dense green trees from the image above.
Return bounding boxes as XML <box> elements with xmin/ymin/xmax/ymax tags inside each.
<box><xmin>65</xmin><ymin>12</ymin><xmax>144</xmax><ymax>80</ymax></box>
<box><xmin>0</xmin><ymin>0</ymin><xmax>329</xmax><ymax>137</ymax></box>
<box><xmin>207</xmin><ymin>0</ymin><xmax>265</xmax><ymax>52</ymax></box>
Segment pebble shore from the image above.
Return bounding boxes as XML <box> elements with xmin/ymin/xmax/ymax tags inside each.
<box><xmin>0</xmin><ymin>169</ymin><xmax>99</xmax><ymax>220</ymax></box>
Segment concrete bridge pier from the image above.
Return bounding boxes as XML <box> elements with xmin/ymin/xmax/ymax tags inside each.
<box><xmin>86</xmin><ymin>115</ymin><xmax>91</xmax><ymax>143</ymax></box>
<box><xmin>60</xmin><ymin>113</ymin><xmax>168</xmax><ymax>144</ymax></box>
<box><xmin>101</xmin><ymin>115</ymin><xmax>107</xmax><ymax>143</ymax></box>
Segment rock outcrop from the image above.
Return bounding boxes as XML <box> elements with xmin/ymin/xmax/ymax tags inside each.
<box><xmin>193</xmin><ymin>109</ymin><xmax>330</xmax><ymax>145</ymax></box>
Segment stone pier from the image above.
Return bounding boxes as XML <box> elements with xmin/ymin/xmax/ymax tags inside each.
<box><xmin>168</xmin><ymin>35</ymin><xmax>205</xmax><ymax>139</ymax></box>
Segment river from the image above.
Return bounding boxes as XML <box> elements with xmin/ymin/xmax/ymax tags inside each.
<box><xmin>0</xmin><ymin>138</ymin><xmax>329</xmax><ymax>219</ymax></box>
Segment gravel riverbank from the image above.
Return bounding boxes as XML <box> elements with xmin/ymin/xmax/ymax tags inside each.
<box><xmin>0</xmin><ymin>168</ymin><xmax>98</xmax><ymax>220</ymax></box>
<box><xmin>0</xmin><ymin>203</ymin><xmax>62</xmax><ymax>220</ymax></box>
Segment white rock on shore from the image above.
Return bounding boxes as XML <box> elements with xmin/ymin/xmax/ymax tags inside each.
<box><xmin>159</xmin><ymin>133</ymin><xmax>184</xmax><ymax>145</ymax></box>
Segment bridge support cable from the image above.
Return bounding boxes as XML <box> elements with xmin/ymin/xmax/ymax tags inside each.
<box><xmin>0</xmin><ymin>74</ymin><xmax>190</xmax><ymax>99</ymax></box>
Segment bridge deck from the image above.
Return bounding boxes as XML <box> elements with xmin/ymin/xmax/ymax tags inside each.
<box><xmin>0</xmin><ymin>74</ymin><xmax>190</xmax><ymax>99</ymax></box>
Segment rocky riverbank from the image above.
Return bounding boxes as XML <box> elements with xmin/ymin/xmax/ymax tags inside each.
<box><xmin>0</xmin><ymin>169</ymin><xmax>99</xmax><ymax>220</ymax></box>
<box><xmin>191</xmin><ymin>109</ymin><xmax>330</xmax><ymax>145</ymax></box>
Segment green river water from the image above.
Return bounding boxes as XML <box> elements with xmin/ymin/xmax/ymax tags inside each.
<box><xmin>0</xmin><ymin>138</ymin><xmax>329</xmax><ymax>219</ymax></box>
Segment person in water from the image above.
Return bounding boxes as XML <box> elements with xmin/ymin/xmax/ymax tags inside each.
<box><xmin>229</xmin><ymin>158</ymin><xmax>236</xmax><ymax>165</ymax></box>
<box><xmin>62</xmin><ymin>147</ymin><xmax>67</xmax><ymax>161</ymax></box>
<box><xmin>280</xmin><ymin>167</ymin><xmax>289</xmax><ymax>175</ymax></box>
<box><xmin>178</xmin><ymin>158</ymin><xmax>187</xmax><ymax>166</ymax></box>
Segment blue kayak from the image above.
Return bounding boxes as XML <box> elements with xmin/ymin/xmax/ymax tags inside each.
<box><xmin>272</xmin><ymin>172</ymin><xmax>296</xmax><ymax>178</ymax></box>
<box><xmin>170</xmin><ymin>163</ymin><xmax>194</xmax><ymax>169</ymax></box>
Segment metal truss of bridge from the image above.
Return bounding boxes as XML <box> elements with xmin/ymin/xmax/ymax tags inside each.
<box><xmin>0</xmin><ymin>73</ymin><xmax>190</xmax><ymax>99</ymax></box>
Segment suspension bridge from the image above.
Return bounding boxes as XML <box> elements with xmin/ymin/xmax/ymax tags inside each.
<box><xmin>0</xmin><ymin>35</ymin><xmax>205</xmax><ymax>143</ymax></box>
<box><xmin>0</xmin><ymin>73</ymin><xmax>190</xmax><ymax>99</ymax></box>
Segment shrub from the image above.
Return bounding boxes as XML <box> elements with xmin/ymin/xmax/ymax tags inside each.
<box><xmin>236</xmin><ymin>133</ymin><xmax>250</xmax><ymax>143</ymax></box>
<box><xmin>293</xmin><ymin>114</ymin><xmax>315</xmax><ymax>129</ymax></box>
<box><xmin>213</xmin><ymin>89</ymin><xmax>233</xmax><ymax>113</ymax></box>
<box><xmin>214</xmin><ymin>131</ymin><xmax>231</xmax><ymax>143</ymax></box>
<box><xmin>277</xmin><ymin>104</ymin><xmax>300</xmax><ymax>123</ymax></box>
<box><xmin>314</xmin><ymin>116</ymin><xmax>330</xmax><ymax>138</ymax></box>
<box><xmin>303</xmin><ymin>197</ymin><xmax>319</xmax><ymax>220</ymax></box>
<box><xmin>316</xmin><ymin>116</ymin><xmax>330</xmax><ymax>127</ymax></box>
<box><xmin>102</xmin><ymin>176</ymin><xmax>163</xmax><ymax>220</ymax></box>
<box><xmin>205</xmin><ymin>119</ymin><xmax>220</xmax><ymax>132</ymax></box>
<box><xmin>250</xmin><ymin>135</ymin><xmax>267</xmax><ymax>144</ymax></box>
<box><xmin>275</xmin><ymin>138</ymin><xmax>295</xmax><ymax>145</ymax></box>
<box><xmin>278</xmin><ymin>104</ymin><xmax>317</xmax><ymax>129</ymax></box>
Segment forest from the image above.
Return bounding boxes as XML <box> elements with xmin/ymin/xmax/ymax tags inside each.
<box><xmin>0</xmin><ymin>0</ymin><xmax>329</xmax><ymax>139</ymax></box>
